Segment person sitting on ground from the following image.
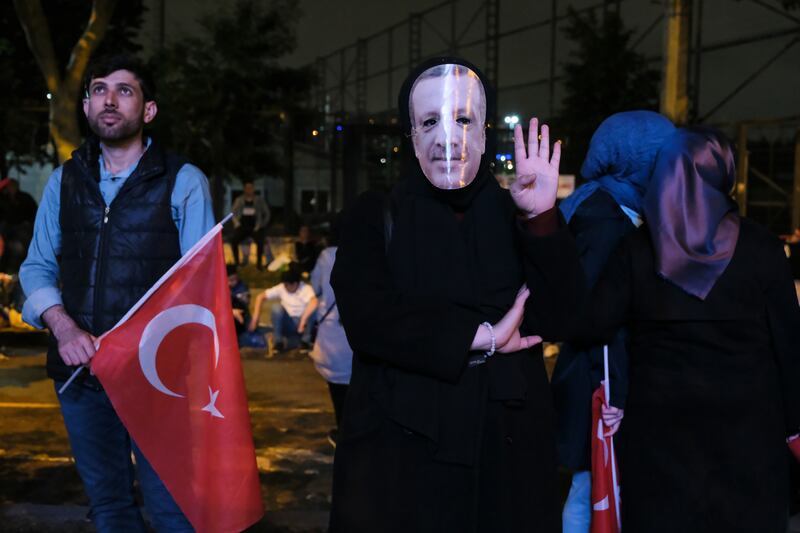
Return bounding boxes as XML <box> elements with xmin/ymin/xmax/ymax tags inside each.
<box><xmin>227</xmin><ymin>264</ymin><xmax>251</xmax><ymax>338</ymax></box>
<box><xmin>230</xmin><ymin>180</ymin><xmax>270</xmax><ymax>269</ymax></box>
<box><xmin>248</xmin><ymin>264</ymin><xmax>317</xmax><ymax>352</ymax></box>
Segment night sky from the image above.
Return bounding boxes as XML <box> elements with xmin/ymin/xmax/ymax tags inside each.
<box><xmin>140</xmin><ymin>0</ymin><xmax>799</xmax><ymax>129</ymax></box>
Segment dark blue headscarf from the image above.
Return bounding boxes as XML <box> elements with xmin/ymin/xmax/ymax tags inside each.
<box><xmin>560</xmin><ymin>111</ymin><xmax>675</xmax><ymax>222</ymax></box>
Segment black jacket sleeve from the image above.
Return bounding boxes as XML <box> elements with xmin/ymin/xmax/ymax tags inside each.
<box><xmin>331</xmin><ymin>192</ymin><xmax>481</xmax><ymax>383</ymax></box>
<box><xmin>516</xmin><ymin>211</ymin><xmax>584</xmax><ymax>341</ymax></box>
<box><xmin>762</xmin><ymin>237</ymin><xmax>800</xmax><ymax>436</ymax></box>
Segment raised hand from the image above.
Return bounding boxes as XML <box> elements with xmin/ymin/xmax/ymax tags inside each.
<box><xmin>509</xmin><ymin>117</ymin><xmax>562</xmax><ymax>218</ymax></box>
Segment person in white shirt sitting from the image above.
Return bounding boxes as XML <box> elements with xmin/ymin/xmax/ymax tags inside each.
<box><xmin>249</xmin><ymin>263</ymin><xmax>317</xmax><ymax>352</ymax></box>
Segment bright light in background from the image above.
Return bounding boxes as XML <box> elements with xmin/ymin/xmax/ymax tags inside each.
<box><xmin>312</xmin><ymin>129</ymin><xmax>319</xmax><ymax>136</ymax></box>
<box><xmin>46</xmin><ymin>93</ymin><xmax>52</xmax><ymax>100</ymax></box>
<box><xmin>335</xmin><ymin>124</ymin><xmax>343</xmax><ymax>132</ymax></box>
<box><xmin>503</xmin><ymin>114</ymin><xmax>519</xmax><ymax>128</ymax></box>
<box><xmin>380</xmin><ymin>157</ymin><xmax>387</xmax><ymax>164</ymax></box>
<box><xmin>392</xmin><ymin>146</ymin><xmax>399</xmax><ymax>153</ymax></box>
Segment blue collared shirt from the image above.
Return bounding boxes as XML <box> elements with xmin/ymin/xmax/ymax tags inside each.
<box><xmin>19</xmin><ymin>141</ymin><xmax>215</xmax><ymax>329</ymax></box>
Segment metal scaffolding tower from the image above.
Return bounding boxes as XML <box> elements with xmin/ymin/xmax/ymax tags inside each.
<box><xmin>303</xmin><ymin>0</ymin><xmax>800</xmax><ymax>228</ymax></box>
<box><xmin>355</xmin><ymin>39</ymin><xmax>368</xmax><ymax>118</ymax></box>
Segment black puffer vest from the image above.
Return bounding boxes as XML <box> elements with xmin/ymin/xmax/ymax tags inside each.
<box><xmin>47</xmin><ymin>139</ymin><xmax>185</xmax><ymax>387</ymax></box>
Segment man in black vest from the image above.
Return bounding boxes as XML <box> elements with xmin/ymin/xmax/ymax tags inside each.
<box><xmin>19</xmin><ymin>54</ymin><xmax>214</xmax><ymax>532</ymax></box>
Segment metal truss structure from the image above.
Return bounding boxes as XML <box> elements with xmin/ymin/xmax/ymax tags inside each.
<box><xmin>302</xmin><ymin>0</ymin><xmax>800</xmax><ymax>230</ymax></box>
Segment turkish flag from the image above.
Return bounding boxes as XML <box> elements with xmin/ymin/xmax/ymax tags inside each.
<box><xmin>90</xmin><ymin>223</ymin><xmax>264</xmax><ymax>533</ymax></box>
<box><xmin>590</xmin><ymin>384</ymin><xmax>621</xmax><ymax>533</ymax></box>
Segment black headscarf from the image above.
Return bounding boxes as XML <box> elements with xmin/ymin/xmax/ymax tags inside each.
<box><xmin>643</xmin><ymin>127</ymin><xmax>740</xmax><ymax>300</ymax></box>
<box><xmin>387</xmin><ymin>58</ymin><xmax>529</xmax><ymax>465</ymax></box>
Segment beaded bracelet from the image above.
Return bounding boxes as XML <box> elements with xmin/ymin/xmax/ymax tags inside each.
<box><xmin>481</xmin><ymin>321</ymin><xmax>496</xmax><ymax>358</ymax></box>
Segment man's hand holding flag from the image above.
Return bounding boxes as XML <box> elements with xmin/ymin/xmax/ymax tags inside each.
<box><xmin>64</xmin><ymin>216</ymin><xmax>263</xmax><ymax>533</ymax></box>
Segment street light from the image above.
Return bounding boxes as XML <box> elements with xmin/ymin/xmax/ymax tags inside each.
<box><xmin>503</xmin><ymin>114</ymin><xmax>519</xmax><ymax>129</ymax></box>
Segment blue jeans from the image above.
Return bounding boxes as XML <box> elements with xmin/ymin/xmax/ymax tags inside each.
<box><xmin>270</xmin><ymin>305</ymin><xmax>315</xmax><ymax>348</ymax></box>
<box><xmin>563</xmin><ymin>470</ymin><xmax>591</xmax><ymax>533</ymax></box>
<box><xmin>55</xmin><ymin>381</ymin><xmax>194</xmax><ymax>533</ymax></box>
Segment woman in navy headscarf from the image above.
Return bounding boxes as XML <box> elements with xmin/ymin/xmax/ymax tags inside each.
<box><xmin>553</xmin><ymin>111</ymin><xmax>675</xmax><ymax>533</ymax></box>
<box><xmin>571</xmin><ymin>127</ymin><xmax>800</xmax><ymax>532</ymax></box>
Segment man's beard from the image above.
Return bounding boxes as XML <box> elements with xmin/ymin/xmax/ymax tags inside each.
<box><xmin>88</xmin><ymin>110</ymin><xmax>143</xmax><ymax>143</ymax></box>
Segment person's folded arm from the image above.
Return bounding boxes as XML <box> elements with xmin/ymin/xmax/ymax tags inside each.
<box><xmin>516</xmin><ymin>207</ymin><xmax>584</xmax><ymax>341</ymax></box>
<box><xmin>331</xmin><ymin>193</ymin><xmax>482</xmax><ymax>383</ymax></box>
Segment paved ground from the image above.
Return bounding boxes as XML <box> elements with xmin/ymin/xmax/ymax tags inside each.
<box><xmin>1</xmin><ymin>330</ymin><xmax>799</xmax><ymax>532</ymax></box>
<box><xmin>0</xmin><ymin>338</ymin><xmax>333</xmax><ymax>532</ymax></box>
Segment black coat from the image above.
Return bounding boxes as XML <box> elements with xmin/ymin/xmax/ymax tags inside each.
<box><xmin>583</xmin><ymin>217</ymin><xmax>800</xmax><ymax>532</ymax></box>
<box><xmin>552</xmin><ymin>190</ymin><xmax>632</xmax><ymax>471</ymax></box>
<box><xmin>329</xmin><ymin>184</ymin><xmax>581</xmax><ymax>533</ymax></box>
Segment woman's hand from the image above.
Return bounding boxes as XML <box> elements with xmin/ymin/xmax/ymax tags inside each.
<box><xmin>247</xmin><ymin>317</ymin><xmax>258</xmax><ymax>332</ymax></box>
<box><xmin>601</xmin><ymin>402</ymin><xmax>624</xmax><ymax>437</ymax></box>
<box><xmin>471</xmin><ymin>285</ymin><xmax>543</xmax><ymax>354</ymax></box>
<box><xmin>509</xmin><ymin>118</ymin><xmax>562</xmax><ymax>219</ymax></box>
<box><xmin>469</xmin><ymin>285</ymin><xmax>543</xmax><ymax>354</ymax></box>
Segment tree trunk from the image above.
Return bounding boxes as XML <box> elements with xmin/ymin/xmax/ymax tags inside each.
<box><xmin>14</xmin><ymin>0</ymin><xmax>117</xmax><ymax>163</ymax></box>
<box><xmin>49</xmin><ymin>91</ymin><xmax>83</xmax><ymax>163</ymax></box>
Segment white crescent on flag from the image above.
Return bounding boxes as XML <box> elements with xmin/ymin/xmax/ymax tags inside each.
<box><xmin>593</xmin><ymin>495</ymin><xmax>610</xmax><ymax>511</ymax></box>
<box><xmin>138</xmin><ymin>304</ymin><xmax>220</xmax><ymax>398</ymax></box>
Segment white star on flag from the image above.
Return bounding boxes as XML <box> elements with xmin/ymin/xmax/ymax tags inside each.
<box><xmin>202</xmin><ymin>387</ymin><xmax>224</xmax><ymax>419</ymax></box>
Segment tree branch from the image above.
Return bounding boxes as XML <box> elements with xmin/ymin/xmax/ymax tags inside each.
<box><xmin>13</xmin><ymin>0</ymin><xmax>60</xmax><ymax>94</ymax></box>
<box><xmin>63</xmin><ymin>0</ymin><xmax>117</xmax><ymax>95</ymax></box>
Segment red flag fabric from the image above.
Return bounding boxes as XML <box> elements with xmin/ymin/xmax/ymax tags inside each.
<box><xmin>789</xmin><ymin>435</ymin><xmax>800</xmax><ymax>463</ymax></box>
<box><xmin>591</xmin><ymin>385</ymin><xmax>621</xmax><ymax>533</ymax></box>
<box><xmin>91</xmin><ymin>225</ymin><xmax>264</xmax><ymax>533</ymax></box>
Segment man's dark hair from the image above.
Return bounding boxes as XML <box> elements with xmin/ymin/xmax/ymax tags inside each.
<box><xmin>83</xmin><ymin>53</ymin><xmax>156</xmax><ymax>101</ymax></box>
<box><xmin>281</xmin><ymin>263</ymin><xmax>302</xmax><ymax>284</ymax></box>
<box><xmin>226</xmin><ymin>264</ymin><xmax>239</xmax><ymax>277</ymax></box>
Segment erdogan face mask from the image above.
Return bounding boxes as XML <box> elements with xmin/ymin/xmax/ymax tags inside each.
<box><xmin>408</xmin><ymin>64</ymin><xmax>487</xmax><ymax>189</ymax></box>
